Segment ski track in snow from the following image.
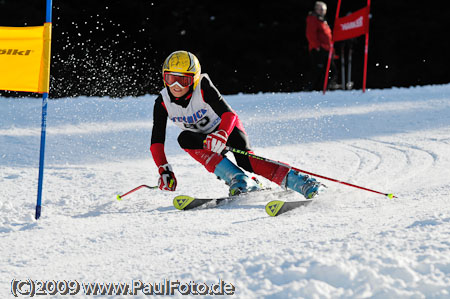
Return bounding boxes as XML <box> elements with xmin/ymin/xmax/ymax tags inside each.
<box><xmin>1</xmin><ymin>85</ymin><xmax>450</xmax><ymax>298</ymax></box>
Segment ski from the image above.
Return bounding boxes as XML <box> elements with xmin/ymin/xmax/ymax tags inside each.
<box><xmin>265</xmin><ymin>200</ymin><xmax>312</xmax><ymax>217</ymax></box>
<box><xmin>173</xmin><ymin>189</ymin><xmax>294</xmax><ymax>211</ymax></box>
<box><xmin>173</xmin><ymin>194</ymin><xmax>231</xmax><ymax>210</ymax></box>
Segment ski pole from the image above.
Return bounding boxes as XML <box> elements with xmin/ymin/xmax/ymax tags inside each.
<box><xmin>225</xmin><ymin>146</ymin><xmax>396</xmax><ymax>199</ymax></box>
<box><xmin>117</xmin><ymin>185</ymin><xmax>158</xmax><ymax>201</ymax></box>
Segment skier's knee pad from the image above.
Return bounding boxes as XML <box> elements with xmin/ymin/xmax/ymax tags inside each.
<box><xmin>184</xmin><ymin>148</ymin><xmax>223</xmax><ymax>173</ymax></box>
<box><xmin>249</xmin><ymin>157</ymin><xmax>290</xmax><ymax>185</ymax></box>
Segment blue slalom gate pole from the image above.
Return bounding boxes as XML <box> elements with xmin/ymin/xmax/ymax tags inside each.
<box><xmin>35</xmin><ymin>93</ymin><xmax>48</xmax><ymax>220</ymax></box>
<box><xmin>35</xmin><ymin>0</ymin><xmax>52</xmax><ymax>220</ymax></box>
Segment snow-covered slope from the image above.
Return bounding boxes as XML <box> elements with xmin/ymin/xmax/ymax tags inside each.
<box><xmin>1</xmin><ymin>85</ymin><xmax>450</xmax><ymax>298</ymax></box>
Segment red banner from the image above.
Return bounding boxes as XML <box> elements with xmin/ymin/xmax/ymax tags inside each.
<box><xmin>333</xmin><ymin>7</ymin><xmax>369</xmax><ymax>42</ymax></box>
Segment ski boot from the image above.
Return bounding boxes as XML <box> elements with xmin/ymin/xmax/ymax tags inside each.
<box><xmin>214</xmin><ymin>157</ymin><xmax>261</xmax><ymax>196</ymax></box>
<box><xmin>284</xmin><ymin>170</ymin><xmax>320</xmax><ymax>199</ymax></box>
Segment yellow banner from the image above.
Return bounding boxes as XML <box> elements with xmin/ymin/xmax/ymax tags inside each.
<box><xmin>0</xmin><ymin>23</ymin><xmax>52</xmax><ymax>93</ymax></box>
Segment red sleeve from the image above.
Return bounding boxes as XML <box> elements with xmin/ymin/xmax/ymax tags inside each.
<box><xmin>306</xmin><ymin>15</ymin><xmax>320</xmax><ymax>51</ymax></box>
<box><xmin>150</xmin><ymin>143</ymin><xmax>168</xmax><ymax>167</ymax></box>
<box><xmin>319</xmin><ymin>21</ymin><xmax>332</xmax><ymax>51</ymax></box>
<box><xmin>218</xmin><ymin>111</ymin><xmax>237</xmax><ymax>136</ymax></box>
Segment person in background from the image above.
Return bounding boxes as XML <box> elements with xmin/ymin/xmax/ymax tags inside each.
<box><xmin>150</xmin><ymin>50</ymin><xmax>321</xmax><ymax>198</ymax></box>
<box><xmin>305</xmin><ymin>1</ymin><xmax>339</xmax><ymax>91</ymax></box>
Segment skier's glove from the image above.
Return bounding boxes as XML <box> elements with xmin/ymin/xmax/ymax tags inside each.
<box><xmin>158</xmin><ymin>163</ymin><xmax>177</xmax><ymax>191</ymax></box>
<box><xmin>205</xmin><ymin>129</ymin><xmax>228</xmax><ymax>154</ymax></box>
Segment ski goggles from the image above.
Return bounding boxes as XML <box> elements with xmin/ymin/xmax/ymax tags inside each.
<box><xmin>163</xmin><ymin>72</ymin><xmax>194</xmax><ymax>88</ymax></box>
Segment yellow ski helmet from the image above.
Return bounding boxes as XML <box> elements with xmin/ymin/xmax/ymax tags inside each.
<box><xmin>162</xmin><ymin>51</ymin><xmax>201</xmax><ymax>90</ymax></box>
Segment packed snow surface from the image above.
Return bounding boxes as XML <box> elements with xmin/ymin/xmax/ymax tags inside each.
<box><xmin>1</xmin><ymin>84</ymin><xmax>450</xmax><ymax>298</ymax></box>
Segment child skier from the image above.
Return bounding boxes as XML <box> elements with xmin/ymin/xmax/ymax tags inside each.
<box><xmin>150</xmin><ymin>50</ymin><xmax>321</xmax><ymax>198</ymax></box>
